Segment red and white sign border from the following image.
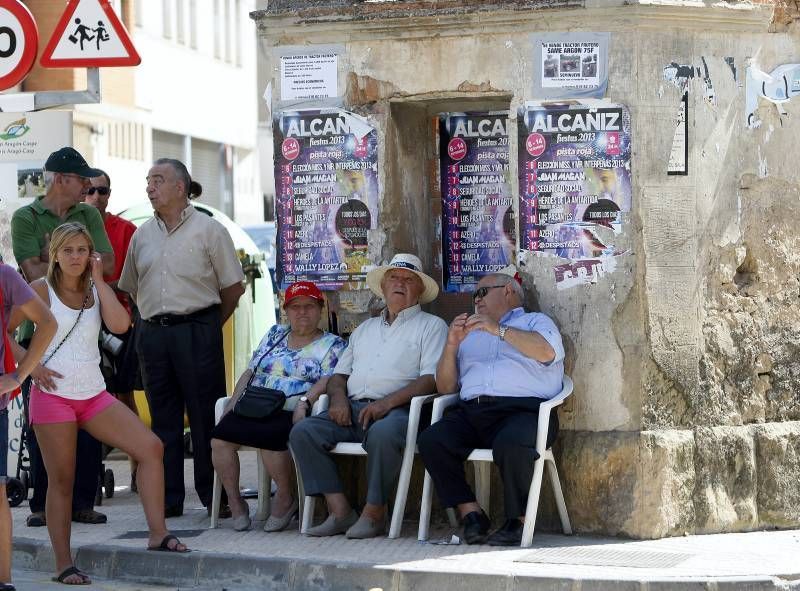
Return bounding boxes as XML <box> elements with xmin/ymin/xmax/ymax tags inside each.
<box><xmin>40</xmin><ymin>0</ymin><xmax>141</xmax><ymax>68</ymax></box>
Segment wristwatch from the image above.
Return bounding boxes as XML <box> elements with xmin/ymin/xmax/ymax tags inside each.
<box><xmin>299</xmin><ymin>395</ymin><xmax>311</xmax><ymax>415</ymax></box>
<box><xmin>498</xmin><ymin>324</ymin><xmax>508</xmax><ymax>341</ymax></box>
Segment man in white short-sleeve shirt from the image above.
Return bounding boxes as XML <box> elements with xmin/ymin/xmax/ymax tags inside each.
<box><xmin>290</xmin><ymin>253</ymin><xmax>447</xmax><ymax>539</ymax></box>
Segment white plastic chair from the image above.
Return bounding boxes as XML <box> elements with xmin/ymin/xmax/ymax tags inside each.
<box><xmin>209</xmin><ymin>397</ymin><xmax>272</xmax><ymax>528</ymax></box>
<box><xmin>292</xmin><ymin>393</ymin><xmax>435</xmax><ymax>539</ymax></box>
<box><xmin>417</xmin><ymin>376</ymin><xmax>573</xmax><ymax>547</ymax></box>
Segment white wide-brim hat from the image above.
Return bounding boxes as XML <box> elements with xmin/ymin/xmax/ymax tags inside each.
<box><xmin>366</xmin><ymin>253</ymin><xmax>440</xmax><ymax>305</ymax></box>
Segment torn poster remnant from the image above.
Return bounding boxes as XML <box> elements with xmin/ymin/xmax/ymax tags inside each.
<box><xmin>554</xmin><ymin>255</ymin><xmax>621</xmax><ymax>290</ymax></box>
<box><xmin>668</xmin><ymin>91</ymin><xmax>689</xmax><ymax>175</ymax></box>
<box><xmin>663</xmin><ymin>62</ymin><xmax>695</xmax><ymax>91</ymax></box>
<box><xmin>724</xmin><ymin>57</ymin><xmax>737</xmax><ymax>82</ymax></box>
<box><xmin>746</xmin><ymin>63</ymin><xmax>800</xmax><ymax>128</ymax></box>
<box><xmin>700</xmin><ymin>57</ymin><xmax>716</xmax><ymax>108</ymax></box>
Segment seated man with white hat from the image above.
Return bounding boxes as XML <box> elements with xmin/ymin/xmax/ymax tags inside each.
<box><xmin>290</xmin><ymin>253</ymin><xmax>447</xmax><ymax>539</ymax></box>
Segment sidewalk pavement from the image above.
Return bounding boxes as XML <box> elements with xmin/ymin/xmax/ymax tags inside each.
<box><xmin>11</xmin><ymin>458</ymin><xmax>800</xmax><ymax>591</ymax></box>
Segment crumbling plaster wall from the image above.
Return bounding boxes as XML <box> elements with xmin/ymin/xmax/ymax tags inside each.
<box><xmin>255</xmin><ymin>2</ymin><xmax>800</xmax><ymax>537</ymax></box>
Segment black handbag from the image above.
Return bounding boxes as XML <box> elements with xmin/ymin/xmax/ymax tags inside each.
<box><xmin>232</xmin><ymin>330</ymin><xmax>290</xmax><ymax>419</ymax></box>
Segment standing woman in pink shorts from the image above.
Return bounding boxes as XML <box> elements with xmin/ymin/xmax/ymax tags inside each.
<box><xmin>9</xmin><ymin>222</ymin><xmax>189</xmax><ymax>586</ymax></box>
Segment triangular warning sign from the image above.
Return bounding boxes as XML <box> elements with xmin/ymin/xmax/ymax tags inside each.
<box><xmin>40</xmin><ymin>0</ymin><xmax>141</xmax><ymax>68</ymax></box>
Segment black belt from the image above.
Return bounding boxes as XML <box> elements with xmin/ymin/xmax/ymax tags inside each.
<box><xmin>462</xmin><ymin>395</ymin><xmax>501</xmax><ymax>405</ymax></box>
<box><xmin>144</xmin><ymin>305</ymin><xmax>217</xmax><ymax>327</ymax></box>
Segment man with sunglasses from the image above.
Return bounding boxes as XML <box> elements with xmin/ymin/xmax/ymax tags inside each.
<box><xmin>10</xmin><ymin>147</ymin><xmax>114</xmax><ymax>527</ymax></box>
<box><xmin>85</xmin><ymin>171</ymin><xmax>136</xmax><ymax>311</ymax></box>
<box><xmin>418</xmin><ymin>269</ymin><xmax>565</xmax><ymax>546</ymax></box>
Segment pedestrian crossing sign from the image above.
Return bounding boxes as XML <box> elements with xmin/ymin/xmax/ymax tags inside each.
<box><xmin>40</xmin><ymin>0</ymin><xmax>140</xmax><ymax>68</ymax></box>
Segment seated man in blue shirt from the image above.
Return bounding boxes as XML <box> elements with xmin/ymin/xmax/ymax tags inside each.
<box><xmin>418</xmin><ymin>270</ymin><xmax>565</xmax><ymax>546</ymax></box>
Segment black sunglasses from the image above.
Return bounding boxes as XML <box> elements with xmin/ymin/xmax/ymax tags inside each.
<box><xmin>87</xmin><ymin>187</ymin><xmax>109</xmax><ymax>196</ymax></box>
<box><xmin>471</xmin><ymin>285</ymin><xmax>505</xmax><ymax>301</ymax></box>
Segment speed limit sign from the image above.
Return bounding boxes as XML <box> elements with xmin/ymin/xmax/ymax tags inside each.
<box><xmin>0</xmin><ymin>0</ymin><xmax>38</xmax><ymax>91</ymax></box>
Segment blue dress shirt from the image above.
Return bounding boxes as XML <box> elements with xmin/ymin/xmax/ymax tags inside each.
<box><xmin>456</xmin><ymin>307</ymin><xmax>565</xmax><ymax>401</ymax></box>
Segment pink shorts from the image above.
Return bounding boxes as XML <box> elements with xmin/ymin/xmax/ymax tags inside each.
<box><xmin>29</xmin><ymin>386</ymin><xmax>117</xmax><ymax>425</ymax></box>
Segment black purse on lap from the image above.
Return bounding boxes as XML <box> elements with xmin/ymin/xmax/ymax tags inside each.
<box><xmin>232</xmin><ymin>330</ymin><xmax>289</xmax><ymax>419</ymax></box>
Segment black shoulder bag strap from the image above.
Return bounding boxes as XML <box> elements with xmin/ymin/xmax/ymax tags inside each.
<box><xmin>244</xmin><ymin>329</ymin><xmax>290</xmax><ymax>389</ymax></box>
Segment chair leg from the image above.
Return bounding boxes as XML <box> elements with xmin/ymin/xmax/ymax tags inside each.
<box><xmin>255</xmin><ymin>455</ymin><xmax>270</xmax><ymax>521</ymax></box>
<box><xmin>210</xmin><ymin>471</ymin><xmax>222</xmax><ymax>529</ymax></box>
<box><xmin>546</xmin><ymin>457</ymin><xmax>572</xmax><ymax>535</ymax></box>
<box><xmin>446</xmin><ymin>507</ymin><xmax>458</xmax><ymax>528</ymax></box>
<box><xmin>301</xmin><ymin>496</ymin><xmax>316</xmax><ymax>534</ymax></box>
<box><xmin>520</xmin><ymin>457</ymin><xmax>546</xmax><ymax>547</ymax></box>
<box><xmin>389</xmin><ymin>447</ymin><xmax>415</xmax><ymax>539</ymax></box>
<box><xmin>289</xmin><ymin>445</ymin><xmax>308</xmax><ymax>532</ymax></box>
<box><xmin>474</xmin><ymin>461</ymin><xmax>491</xmax><ymax>513</ymax></box>
<box><xmin>418</xmin><ymin>470</ymin><xmax>433</xmax><ymax>541</ymax></box>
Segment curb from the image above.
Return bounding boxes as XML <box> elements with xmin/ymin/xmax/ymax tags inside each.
<box><xmin>12</xmin><ymin>537</ymin><xmax>795</xmax><ymax>591</ymax></box>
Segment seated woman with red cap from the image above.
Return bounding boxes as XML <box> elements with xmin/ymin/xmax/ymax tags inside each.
<box><xmin>211</xmin><ymin>281</ymin><xmax>346</xmax><ymax>532</ymax></box>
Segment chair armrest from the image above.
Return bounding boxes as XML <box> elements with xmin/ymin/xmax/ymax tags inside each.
<box><xmin>430</xmin><ymin>393</ymin><xmax>459</xmax><ymax>424</ymax></box>
<box><xmin>535</xmin><ymin>375</ymin><xmax>573</xmax><ymax>453</ymax></box>
<box><xmin>405</xmin><ymin>394</ymin><xmax>437</xmax><ymax>443</ymax></box>
<box><xmin>311</xmin><ymin>394</ymin><xmax>329</xmax><ymax>416</ymax></box>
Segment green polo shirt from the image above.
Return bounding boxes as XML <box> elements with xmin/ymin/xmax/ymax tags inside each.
<box><xmin>10</xmin><ymin>196</ymin><xmax>112</xmax><ymax>341</ymax></box>
<box><xmin>11</xmin><ymin>196</ymin><xmax>112</xmax><ymax>264</ymax></box>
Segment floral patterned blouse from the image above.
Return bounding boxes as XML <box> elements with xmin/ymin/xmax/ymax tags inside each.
<box><xmin>247</xmin><ymin>324</ymin><xmax>346</xmax><ymax>398</ymax></box>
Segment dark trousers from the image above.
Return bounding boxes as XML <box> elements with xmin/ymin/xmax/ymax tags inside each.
<box><xmin>417</xmin><ymin>396</ymin><xmax>558</xmax><ymax>519</ymax></box>
<box><xmin>21</xmin><ymin>375</ymin><xmax>101</xmax><ymax>514</ymax></box>
<box><xmin>137</xmin><ymin>307</ymin><xmax>226</xmax><ymax>508</ymax></box>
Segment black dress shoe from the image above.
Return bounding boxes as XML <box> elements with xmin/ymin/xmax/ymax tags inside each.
<box><xmin>72</xmin><ymin>509</ymin><xmax>107</xmax><ymax>524</ymax></box>
<box><xmin>487</xmin><ymin>518</ymin><xmax>524</xmax><ymax>546</ymax></box>
<box><xmin>164</xmin><ymin>504</ymin><xmax>184</xmax><ymax>518</ymax></box>
<box><xmin>461</xmin><ymin>510</ymin><xmax>490</xmax><ymax>545</ymax></box>
<box><xmin>206</xmin><ymin>503</ymin><xmax>232</xmax><ymax>519</ymax></box>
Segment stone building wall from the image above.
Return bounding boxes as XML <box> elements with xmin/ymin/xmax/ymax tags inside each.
<box><xmin>252</xmin><ymin>0</ymin><xmax>800</xmax><ymax>538</ymax></box>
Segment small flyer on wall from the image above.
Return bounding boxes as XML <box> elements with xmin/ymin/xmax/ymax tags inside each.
<box><xmin>517</xmin><ymin>102</ymin><xmax>631</xmax><ymax>260</ymax></box>
<box><xmin>273</xmin><ymin>109</ymin><xmax>379</xmax><ymax>290</ymax></box>
<box><xmin>439</xmin><ymin>112</ymin><xmax>516</xmax><ymax>293</ymax></box>
<box><xmin>533</xmin><ymin>32</ymin><xmax>610</xmax><ymax>99</ymax></box>
<box><xmin>279</xmin><ymin>52</ymin><xmax>338</xmax><ymax>101</ymax></box>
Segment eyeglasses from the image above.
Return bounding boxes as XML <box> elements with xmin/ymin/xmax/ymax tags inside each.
<box><xmin>471</xmin><ymin>285</ymin><xmax>505</xmax><ymax>301</ymax></box>
<box><xmin>87</xmin><ymin>187</ymin><xmax>109</xmax><ymax>196</ymax></box>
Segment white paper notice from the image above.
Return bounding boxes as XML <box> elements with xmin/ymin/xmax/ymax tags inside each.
<box><xmin>541</xmin><ymin>40</ymin><xmax>601</xmax><ymax>90</ymax></box>
<box><xmin>280</xmin><ymin>53</ymin><xmax>338</xmax><ymax>101</ymax></box>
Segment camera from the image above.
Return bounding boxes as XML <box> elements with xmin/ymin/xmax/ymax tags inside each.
<box><xmin>101</xmin><ymin>331</ymin><xmax>124</xmax><ymax>356</ymax></box>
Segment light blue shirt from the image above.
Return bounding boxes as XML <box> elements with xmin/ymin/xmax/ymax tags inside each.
<box><xmin>456</xmin><ymin>307</ymin><xmax>565</xmax><ymax>401</ymax></box>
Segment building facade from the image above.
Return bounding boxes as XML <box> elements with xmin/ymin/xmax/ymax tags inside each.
<box><xmin>252</xmin><ymin>0</ymin><xmax>800</xmax><ymax>538</ymax></box>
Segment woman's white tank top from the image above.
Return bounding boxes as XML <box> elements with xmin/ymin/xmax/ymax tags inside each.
<box><xmin>41</xmin><ymin>281</ymin><xmax>106</xmax><ymax>400</ymax></box>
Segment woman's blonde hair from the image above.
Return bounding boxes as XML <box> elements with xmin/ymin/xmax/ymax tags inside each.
<box><xmin>47</xmin><ymin>222</ymin><xmax>95</xmax><ymax>293</ymax></box>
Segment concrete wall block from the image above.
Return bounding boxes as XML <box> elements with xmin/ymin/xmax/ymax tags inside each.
<box><xmin>645</xmin><ymin>265</ymin><xmax>700</xmax><ymax>395</ymax></box>
<box><xmin>632</xmin><ymin>429</ymin><xmax>695</xmax><ymax>539</ymax></box>
<box><xmin>558</xmin><ymin>431</ymin><xmax>639</xmax><ymax>536</ymax></box>
<box><xmin>692</xmin><ymin>426</ymin><xmax>758</xmax><ymax>533</ymax></box>
<box><xmin>641</xmin><ymin>187</ymin><xmax>697</xmax><ymax>267</ymax></box>
<box><xmin>754</xmin><ymin>422</ymin><xmax>800</xmax><ymax>528</ymax></box>
<box><xmin>641</xmin><ymin>356</ymin><xmax>692</xmax><ymax>429</ymax></box>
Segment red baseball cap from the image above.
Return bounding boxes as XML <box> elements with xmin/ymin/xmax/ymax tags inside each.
<box><xmin>283</xmin><ymin>281</ymin><xmax>324</xmax><ymax>307</ymax></box>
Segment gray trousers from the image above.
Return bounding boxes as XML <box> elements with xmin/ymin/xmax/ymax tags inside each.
<box><xmin>289</xmin><ymin>399</ymin><xmax>409</xmax><ymax>506</ymax></box>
